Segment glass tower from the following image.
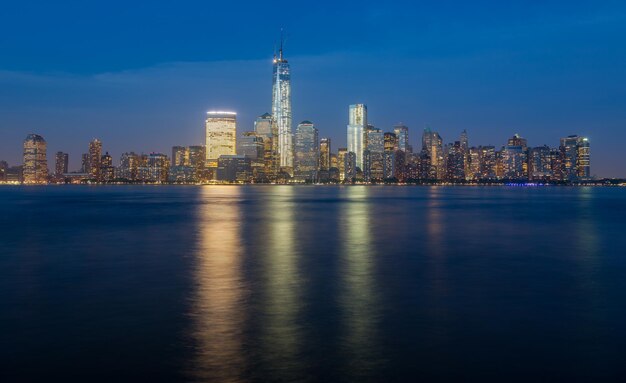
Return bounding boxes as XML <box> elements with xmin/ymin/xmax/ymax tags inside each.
<box><xmin>272</xmin><ymin>43</ymin><xmax>293</xmax><ymax>170</ymax></box>
<box><xmin>347</xmin><ymin>104</ymin><xmax>367</xmax><ymax>170</ymax></box>
<box><xmin>294</xmin><ymin>121</ymin><xmax>319</xmax><ymax>181</ymax></box>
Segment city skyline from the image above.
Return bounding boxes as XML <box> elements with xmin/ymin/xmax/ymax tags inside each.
<box><xmin>1</xmin><ymin>2</ymin><xmax>625</xmax><ymax>177</ymax></box>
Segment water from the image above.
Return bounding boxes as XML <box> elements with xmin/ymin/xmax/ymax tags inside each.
<box><xmin>1</xmin><ymin>185</ymin><xmax>626</xmax><ymax>382</ymax></box>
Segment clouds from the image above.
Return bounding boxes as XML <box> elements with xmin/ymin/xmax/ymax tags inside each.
<box><xmin>1</xmin><ymin>1</ymin><xmax>625</xmax><ymax>176</ymax></box>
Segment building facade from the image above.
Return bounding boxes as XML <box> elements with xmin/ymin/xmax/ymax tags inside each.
<box><xmin>23</xmin><ymin>134</ymin><xmax>48</xmax><ymax>184</ymax></box>
<box><xmin>294</xmin><ymin>121</ymin><xmax>319</xmax><ymax>182</ymax></box>
<box><xmin>347</xmin><ymin>104</ymin><xmax>367</xmax><ymax>170</ymax></box>
<box><xmin>205</xmin><ymin>111</ymin><xmax>237</xmax><ymax>167</ymax></box>
<box><xmin>272</xmin><ymin>44</ymin><xmax>293</xmax><ymax>170</ymax></box>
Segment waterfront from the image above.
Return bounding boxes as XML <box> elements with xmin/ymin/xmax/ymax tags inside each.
<box><xmin>1</xmin><ymin>186</ymin><xmax>626</xmax><ymax>381</ymax></box>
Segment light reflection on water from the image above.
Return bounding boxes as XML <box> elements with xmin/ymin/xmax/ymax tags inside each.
<box><xmin>339</xmin><ymin>186</ymin><xmax>381</xmax><ymax>378</ymax></box>
<box><xmin>5</xmin><ymin>186</ymin><xmax>621</xmax><ymax>381</ymax></box>
<box><xmin>189</xmin><ymin>187</ymin><xmax>246</xmax><ymax>382</ymax></box>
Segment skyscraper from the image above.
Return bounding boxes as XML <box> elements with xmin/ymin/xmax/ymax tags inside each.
<box><xmin>393</xmin><ymin>124</ymin><xmax>410</xmax><ymax>152</ymax></box>
<box><xmin>188</xmin><ymin>145</ymin><xmax>207</xmax><ymax>182</ymax></box>
<box><xmin>205</xmin><ymin>111</ymin><xmax>237</xmax><ymax>167</ymax></box>
<box><xmin>55</xmin><ymin>152</ymin><xmax>68</xmax><ymax>178</ymax></box>
<box><xmin>272</xmin><ymin>41</ymin><xmax>293</xmax><ymax>170</ymax></box>
<box><xmin>172</xmin><ymin>146</ymin><xmax>189</xmax><ymax>167</ymax></box>
<box><xmin>320</xmin><ymin>138</ymin><xmax>331</xmax><ymax>172</ymax></box>
<box><xmin>383</xmin><ymin>132</ymin><xmax>397</xmax><ymax>179</ymax></box>
<box><xmin>560</xmin><ymin>135</ymin><xmax>590</xmax><ymax>181</ymax></box>
<box><xmin>347</xmin><ymin>104</ymin><xmax>367</xmax><ymax>170</ymax></box>
<box><xmin>89</xmin><ymin>139</ymin><xmax>102</xmax><ymax>180</ymax></box>
<box><xmin>101</xmin><ymin>152</ymin><xmax>115</xmax><ymax>182</ymax></box>
<box><xmin>23</xmin><ymin>134</ymin><xmax>48</xmax><ymax>184</ymax></box>
<box><xmin>294</xmin><ymin>121</ymin><xmax>319</xmax><ymax>182</ymax></box>
<box><xmin>337</xmin><ymin>148</ymin><xmax>347</xmax><ymax>182</ymax></box>
<box><xmin>365</xmin><ymin>128</ymin><xmax>384</xmax><ymax>181</ymax></box>
<box><xmin>254</xmin><ymin>113</ymin><xmax>279</xmax><ymax>179</ymax></box>
<box><xmin>422</xmin><ymin>128</ymin><xmax>444</xmax><ymax>180</ymax></box>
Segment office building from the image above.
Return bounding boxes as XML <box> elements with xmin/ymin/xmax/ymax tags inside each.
<box><xmin>294</xmin><ymin>121</ymin><xmax>319</xmax><ymax>182</ymax></box>
<box><xmin>23</xmin><ymin>134</ymin><xmax>48</xmax><ymax>184</ymax></box>
<box><xmin>347</xmin><ymin>104</ymin><xmax>367</xmax><ymax>170</ymax></box>
<box><xmin>205</xmin><ymin>111</ymin><xmax>237</xmax><ymax>167</ymax></box>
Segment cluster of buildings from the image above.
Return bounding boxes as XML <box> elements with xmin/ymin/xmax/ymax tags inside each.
<box><xmin>1</xmin><ymin>43</ymin><xmax>592</xmax><ymax>185</ymax></box>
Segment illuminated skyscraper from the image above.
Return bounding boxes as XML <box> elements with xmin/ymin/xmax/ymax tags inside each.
<box><xmin>393</xmin><ymin>124</ymin><xmax>409</xmax><ymax>152</ymax></box>
<box><xmin>205</xmin><ymin>111</ymin><xmax>237</xmax><ymax>167</ymax></box>
<box><xmin>422</xmin><ymin>128</ymin><xmax>444</xmax><ymax>180</ymax></box>
<box><xmin>347</xmin><ymin>104</ymin><xmax>367</xmax><ymax>170</ymax></box>
<box><xmin>119</xmin><ymin>152</ymin><xmax>140</xmax><ymax>181</ymax></box>
<box><xmin>272</xmin><ymin>41</ymin><xmax>293</xmax><ymax>170</ymax></box>
<box><xmin>147</xmin><ymin>153</ymin><xmax>169</xmax><ymax>183</ymax></box>
<box><xmin>23</xmin><ymin>134</ymin><xmax>48</xmax><ymax>184</ymax></box>
<box><xmin>446</xmin><ymin>141</ymin><xmax>465</xmax><ymax>181</ymax></box>
<box><xmin>172</xmin><ymin>146</ymin><xmax>189</xmax><ymax>167</ymax></box>
<box><xmin>188</xmin><ymin>145</ymin><xmax>207</xmax><ymax>181</ymax></box>
<box><xmin>528</xmin><ymin>145</ymin><xmax>552</xmax><ymax>181</ymax></box>
<box><xmin>478</xmin><ymin>146</ymin><xmax>496</xmax><ymax>180</ymax></box>
<box><xmin>365</xmin><ymin>128</ymin><xmax>384</xmax><ymax>181</ymax></box>
<box><xmin>294</xmin><ymin>121</ymin><xmax>319</xmax><ymax>182</ymax></box>
<box><xmin>560</xmin><ymin>135</ymin><xmax>590</xmax><ymax>181</ymax></box>
<box><xmin>383</xmin><ymin>132</ymin><xmax>397</xmax><ymax>179</ymax></box>
<box><xmin>502</xmin><ymin>134</ymin><xmax>528</xmax><ymax>179</ymax></box>
<box><xmin>89</xmin><ymin>139</ymin><xmax>102</xmax><ymax>180</ymax></box>
<box><xmin>254</xmin><ymin>113</ymin><xmax>279</xmax><ymax>179</ymax></box>
<box><xmin>101</xmin><ymin>152</ymin><xmax>115</xmax><ymax>182</ymax></box>
<box><xmin>320</xmin><ymin>138</ymin><xmax>331</xmax><ymax>171</ymax></box>
<box><xmin>337</xmin><ymin>148</ymin><xmax>347</xmax><ymax>182</ymax></box>
<box><xmin>55</xmin><ymin>152</ymin><xmax>68</xmax><ymax>178</ymax></box>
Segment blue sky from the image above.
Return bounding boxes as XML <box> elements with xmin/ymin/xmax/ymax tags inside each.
<box><xmin>1</xmin><ymin>0</ymin><xmax>625</xmax><ymax>176</ymax></box>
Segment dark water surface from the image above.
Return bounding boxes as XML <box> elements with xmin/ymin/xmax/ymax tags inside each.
<box><xmin>1</xmin><ymin>186</ymin><xmax>626</xmax><ymax>382</ymax></box>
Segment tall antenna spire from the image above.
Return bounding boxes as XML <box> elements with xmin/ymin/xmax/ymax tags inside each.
<box><xmin>279</xmin><ymin>28</ymin><xmax>284</xmax><ymax>60</ymax></box>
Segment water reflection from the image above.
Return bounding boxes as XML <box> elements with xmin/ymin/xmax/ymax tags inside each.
<box><xmin>339</xmin><ymin>186</ymin><xmax>381</xmax><ymax>378</ymax></box>
<box><xmin>189</xmin><ymin>187</ymin><xmax>246</xmax><ymax>382</ymax></box>
<box><xmin>259</xmin><ymin>186</ymin><xmax>305</xmax><ymax>380</ymax></box>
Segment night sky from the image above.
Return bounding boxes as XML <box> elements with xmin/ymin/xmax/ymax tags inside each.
<box><xmin>1</xmin><ymin>0</ymin><xmax>625</xmax><ymax>176</ymax></box>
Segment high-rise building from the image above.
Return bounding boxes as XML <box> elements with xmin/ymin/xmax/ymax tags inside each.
<box><xmin>254</xmin><ymin>113</ymin><xmax>279</xmax><ymax>180</ymax></box>
<box><xmin>101</xmin><ymin>152</ymin><xmax>115</xmax><ymax>182</ymax></box>
<box><xmin>502</xmin><ymin>134</ymin><xmax>528</xmax><ymax>179</ymax></box>
<box><xmin>393</xmin><ymin>124</ymin><xmax>410</xmax><ymax>152</ymax></box>
<box><xmin>238</xmin><ymin>132</ymin><xmax>265</xmax><ymax>160</ymax></box>
<box><xmin>337</xmin><ymin>148</ymin><xmax>347</xmax><ymax>182</ymax></box>
<box><xmin>294</xmin><ymin>121</ymin><xmax>319</xmax><ymax>182</ymax></box>
<box><xmin>172</xmin><ymin>146</ymin><xmax>189</xmax><ymax>167</ymax></box>
<box><xmin>467</xmin><ymin>147</ymin><xmax>481</xmax><ymax>180</ymax></box>
<box><xmin>383</xmin><ymin>132</ymin><xmax>397</xmax><ymax>179</ymax></box>
<box><xmin>89</xmin><ymin>139</ymin><xmax>102</xmax><ymax>180</ymax></box>
<box><xmin>119</xmin><ymin>152</ymin><xmax>140</xmax><ymax>181</ymax></box>
<box><xmin>272</xmin><ymin>41</ymin><xmax>293</xmax><ymax>170</ymax></box>
<box><xmin>365</xmin><ymin>128</ymin><xmax>384</xmax><ymax>181</ymax></box>
<box><xmin>422</xmin><ymin>128</ymin><xmax>444</xmax><ymax>180</ymax></box>
<box><xmin>344</xmin><ymin>152</ymin><xmax>357</xmax><ymax>182</ymax></box>
<box><xmin>81</xmin><ymin>153</ymin><xmax>90</xmax><ymax>173</ymax></box>
<box><xmin>479</xmin><ymin>146</ymin><xmax>496</xmax><ymax>180</ymax></box>
<box><xmin>188</xmin><ymin>145</ymin><xmax>207</xmax><ymax>182</ymax></box>
<box><xmin>55</xmin><ymin>152</ymin><xmax>69</xmax><ymax>178</ymax></box>
<box><xmin>347</xmin><ymin>104</ymin><xmax>367</xmax><ymax>170</ymax></box>
<box><xmin>205</xmin><ymin>111</ymin><xmax>237</xmax><ymax>167</ymax></box>
<box><xmin>528</xmin><ymin>145</ymin><xmax>552</xmax><ymax>181</ymax></box>
<box><xmin>560</xmin><ymin>135</ymin><xmax>590</xmax><ymax>181</ymax></box>
<box><xmin>446</xmin><ymin>141</ymin><xmax>465</xmax><ymax>181</ymax></box>
<box><xmin>147</xmin><ymin>153</ymin><xmax>169</xmax><ymax>183</ymax></box>
<box><xmin>320</xmin><ymin>138</ymin><xmax>331</xmax><ymax>171</ymax></box>
<box><xmin>23</xmin><ymin>134</ymin><xmax>48</xmax><ymax>184</ymax></box>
